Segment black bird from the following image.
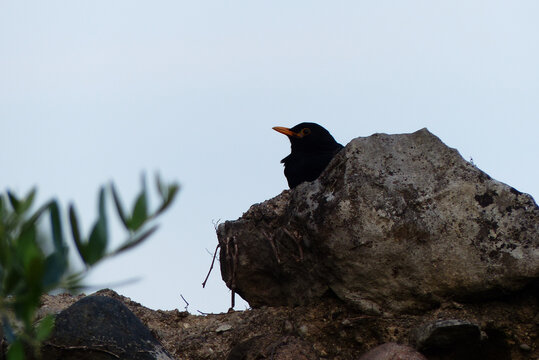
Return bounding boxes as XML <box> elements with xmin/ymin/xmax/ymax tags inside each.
<box><xmin>273</xmin><ymin>122</ymin><xmax>343</xmax><ymax>188</ymax></box>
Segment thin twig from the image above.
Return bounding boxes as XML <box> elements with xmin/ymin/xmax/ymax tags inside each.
<box><xmin>180</xmin><ymin>294</ymin><xmax>189</xmax><ymax>311</ymax></box>
<box><xmin>227</xmin><ymin>236</ymin><xmax>239</xmax><ymax>310</ymax></box>
<box><xmin>202</xmin><ymin>243</ymin><xmax>220</xmax><ymax>288</ymax></box>
<box><xmin>212</xmin><ymin>218</ymin><xmax>221</xmax><ymax>232</ymax></box>
<box><xmin>224</xmin><ymin>237</ymin><xmax>233</xmax><ymax>285</ymax></box>
<box><xmin>232</xmin><ymin>240</ymin><xmax>239</xmax><ymax>289</ymax></box>
<box><xmin>262</xmin><ymin>230</ymin><xmax>281</xmax><ymax>263</ymax></box>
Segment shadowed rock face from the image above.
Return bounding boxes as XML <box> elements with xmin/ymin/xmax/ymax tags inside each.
<box><xmin>217</xmin><ymin>128</ymin><xmax>539</xmax><ymax>314</ymax></box>
<box><xmin>41</xmin><ymin>296</ymin><xmax>173</xmax><ymax>360</ymax></box>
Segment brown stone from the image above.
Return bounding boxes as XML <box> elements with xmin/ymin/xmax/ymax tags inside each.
<box><xmin>358</xmin><ymin>343</ymin><xmax>427</xmax><ymax>360</ymax></box>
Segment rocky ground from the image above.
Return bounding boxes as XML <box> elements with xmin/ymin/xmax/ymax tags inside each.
<box><xmin>37</xmin><ymin>286</ymin><xmax>537</xmax><ymax>360</ymax></box>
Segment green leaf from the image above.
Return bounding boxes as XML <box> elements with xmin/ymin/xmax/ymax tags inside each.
<box><xmin>36</xmin><ymin>314</ymin><xmax>55</xmax><ymax>342</ymax></box>
<box><xmin>155</xmin><ymin>183</ymin><xmax>179</xmax><ymax>216</ymax></box>
<box><xmin>42</xmin><ymin>251</ymin><xmax>68</xmax><ymax>289</ymax></box>
<box><xmin>0</xmin><ymin>194</ymin><xmax>5</xmax><ymax>216</ymax></box>
<box><xmin>7</xmin><ymin>191</ymin><xmax>21</xmax><ymax>213</ymax></box>
<box><xmin>16</xmin><ymin>225</ymin><xmax>41</xmax><ymax>270</ymax></box>
<box><xmin>155</xmin><ymin>174</ymin><xmax>180</xmax><ymax>210</ymax></box>
<box><xmin>130</xmin><ymin>181</ymin><xmax>148</xmax><ymax>231</ymax></box>
<box><xmin>40</xmin><ymin>201</ymin><xmax>68</xmax><ymax>285</ymax></box>
<box><xmin>155</xmin><ymin>173</ymin><xmax>167</xmax><ymax>200</ymax></box>
<box><xmin>113</xmin><ymin>225</ymin><xmax>159</xmax><ymax>255</ymax></box>
<box><xmin>19</xmin><ymin>188</ymin><xmax>36</xmax><ymax>214</ymax></box>
<box><xmin>13</xmin><ymin>293</ymin><xmax>40</xmax><ymax>329</ymax></box>
<box><xmin>110</xmin><ymin>183</ymin><xmax>129</xmax><ymax>228</ymax></box>
<box><xmin>3</xmin><ymin>267</ymin><xmax>24</xmax><ymax>295</ymax></box>
<box><xmin>25</xmin><ymin>255</ymin><xmax>45</xmax><ymax>289</ymax></box>
<box><xmin>49</xmin><ymin>201</ymin><xmax>65</xmax><ymax>253</ymax></box>
<box><xmin>86</xmin><ymin>187</ymin><xmax>108</xmax><ymax>265</ymax></box>
<box><xmin>69</xmin><ymin>205</ymin><xmax>87</xmax><ymax>264</ymax></box>
<box><xmin>7</xmin><ymin>339</ymin><xmax>24</xmax><ymax>360</ymax></box>
<box><xmin>23</xmin><ymin>199</ymin><xmax>55</xmax><ymax>231</ymax></box>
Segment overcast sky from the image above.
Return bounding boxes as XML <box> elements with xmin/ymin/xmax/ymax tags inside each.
<box><xmin>1</xmin><ymin>1</ymin><xmax>538</xmax><ymax>313</ymax></box>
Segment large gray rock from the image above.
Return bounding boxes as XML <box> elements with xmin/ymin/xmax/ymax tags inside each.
<box><xmin>217</xmin><ymin>129</ymin><xmax>539</xmax><ymax>313</ymax></box>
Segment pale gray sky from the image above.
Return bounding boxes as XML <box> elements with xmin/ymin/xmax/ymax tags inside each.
<box><xmin>1</xmin><ymin>1</ymin><xmax>538</xmax><ymax>313</ymax></box>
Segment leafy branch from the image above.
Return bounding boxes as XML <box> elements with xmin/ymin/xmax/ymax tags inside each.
<box><xmin>0</xmin><ymin>174</ymin><xmax>179</xmax><ymax>360</ymax></box>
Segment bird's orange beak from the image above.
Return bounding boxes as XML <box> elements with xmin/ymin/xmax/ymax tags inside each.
<box><xmin>273</xmin><ymin>126</ymin><xmax>302</xmax><ymax>138</ymax></box>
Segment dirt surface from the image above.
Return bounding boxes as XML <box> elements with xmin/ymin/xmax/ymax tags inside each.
<box><xmin>38</xmin><ymin>288</ymin><xmax>538</xmax><ymax>360</ymax></box>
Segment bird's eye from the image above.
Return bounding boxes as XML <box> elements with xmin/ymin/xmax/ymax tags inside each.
<box><xmin>301</xmin><ymin>128</ymin><xmax>311</xmax><ymax>136</ymax></box>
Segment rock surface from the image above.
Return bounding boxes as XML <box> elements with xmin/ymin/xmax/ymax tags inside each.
<box><xmin>358</xmin><ymin>343</ymin><xmax>427</xmax><ymax>360</ymax></box>
<box><xmin>226</xmin><ymin>335</ymin><xmax>318</xmax><ymax>360</ymax></box>
<box><xmin>217</xmin><ymin>128</ymin><xmax>539</xmax><ymax>313</ymax></box>
<box><xmin>40</xmin><ymin>295</ymin><xmax>173</xmax><ymax>360</ymax></box>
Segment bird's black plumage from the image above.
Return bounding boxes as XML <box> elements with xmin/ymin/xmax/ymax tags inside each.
<box><xmin>273</xmin><ymin>122</ymin><xmax>343</xmax><ymax>188</ymax></box>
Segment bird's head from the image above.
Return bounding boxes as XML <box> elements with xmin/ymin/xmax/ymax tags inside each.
<box><xmin>273</xmin><ymin>122</ymin><xmax>338</xmax><ymax>152</ymax></box>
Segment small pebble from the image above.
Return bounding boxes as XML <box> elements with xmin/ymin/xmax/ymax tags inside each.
<box><xmin>519</xmin><ymin>343</ymin><xmax>531</xmax><ymax>351</ymax></box>
<box><xmin>215</xmin><ymin>324</ymin><xmax>232</xmax><ymax>333</ymax></box>
<box><xmin>298</xmin><ymin>324</ymin><xmax>309</xmax><ymax>336</ymax></box>
<box><xmin>283</xmin><ymin>320</ymin><xmax>294</xmax><ymax>332</ymax></box>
